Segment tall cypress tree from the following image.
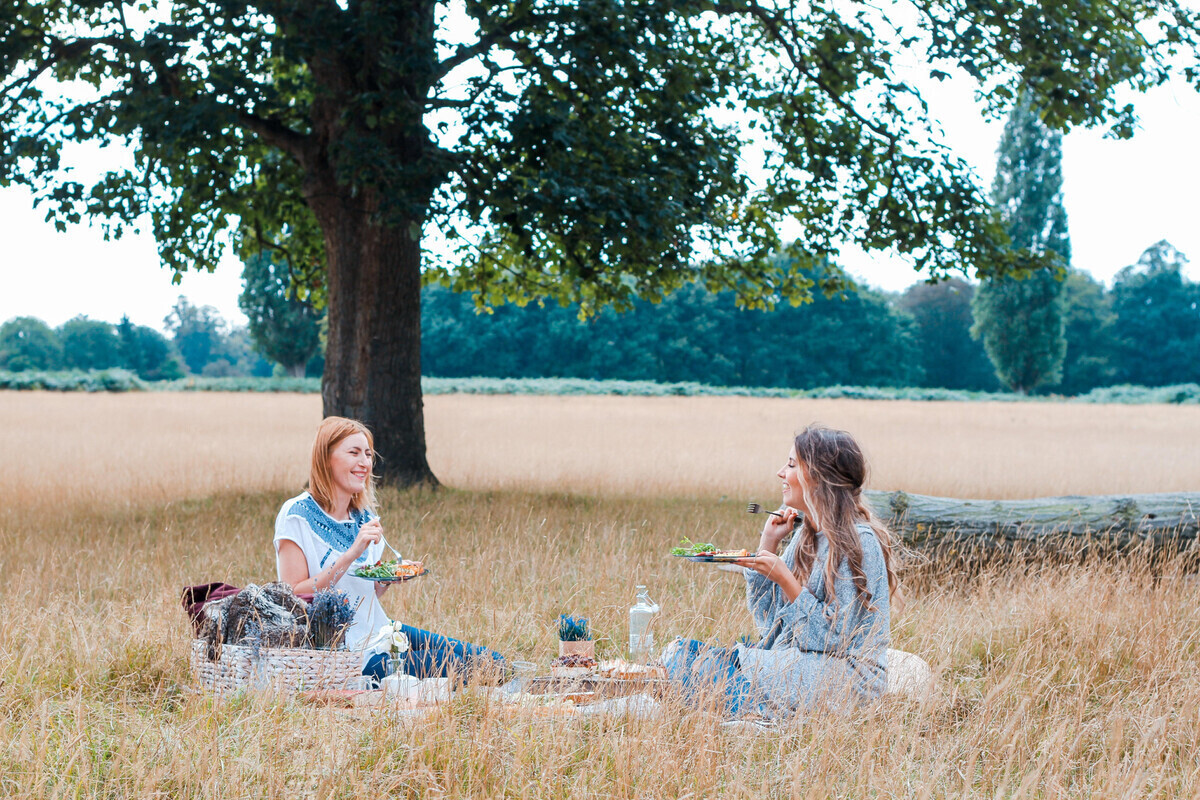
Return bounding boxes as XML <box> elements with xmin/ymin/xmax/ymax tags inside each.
<box><xmin>971</xmin><ymin>94</ymin><xmax>1070</xmax><ymax>394</ymax></box>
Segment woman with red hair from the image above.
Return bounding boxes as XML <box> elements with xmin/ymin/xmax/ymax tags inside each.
<box><xmin>275</xmin><ymin>416</ymin><xmax>506</xmax><ymax>684</ymax></box>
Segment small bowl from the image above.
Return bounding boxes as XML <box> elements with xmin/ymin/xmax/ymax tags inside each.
<box><xmin>502</xmin><ymin>660</ymin><xmax>539</xmax><ymax>693</ymax></box>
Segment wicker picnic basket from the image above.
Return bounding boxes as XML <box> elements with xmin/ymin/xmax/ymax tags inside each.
<box><xmin>190</xmin><ymin>639</ymin><xmax>362</xmax><ymax>693</ymax></box>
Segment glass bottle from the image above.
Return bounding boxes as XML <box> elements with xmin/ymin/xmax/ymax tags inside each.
<box><xmin>629</xmin><ymin>585</ymin><xmax>661</xmax><ymax>663</ymax></box>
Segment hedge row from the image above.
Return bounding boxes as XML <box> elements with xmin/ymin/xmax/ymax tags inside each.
<box><xmin>0</xmin><ymin>368</ymin><xmax>145</xmax><ymax>392</ymax></box>
<box><xmin>2</xmin><ymin>370</ymin><xmax>1198</xmax><ymax>405</ymax></box>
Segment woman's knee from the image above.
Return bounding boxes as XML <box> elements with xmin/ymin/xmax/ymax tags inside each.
<box><xmin>662</xmin><ymin>638</ymin><xmax>704</xmax><ymax>680</ymax></box>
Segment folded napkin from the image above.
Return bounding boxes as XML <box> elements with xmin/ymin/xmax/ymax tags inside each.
<box><xmin>382</xmin><ymin>675</ymin><xmax>451</xmax><ymax>704</ymax></box>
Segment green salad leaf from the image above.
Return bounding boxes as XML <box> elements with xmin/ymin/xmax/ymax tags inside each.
<box><xmin>670</xmin><ymin>537</ymin><xmax>717</xmax><ymax>556</ymax></box>
<box><xmin>354</xmin><ymin>560</ymin><xmax>401</xmax><ymax>579</ymax></box>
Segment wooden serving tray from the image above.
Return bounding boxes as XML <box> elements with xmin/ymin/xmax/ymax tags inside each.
<box><xmin>525</xmin><ymin>676</ymin><xmax>672</xmax><ymax>698</ymax></box>
<box><xmin>298</xmin><ymin>689</ymin><xmax>382</xmax><ymax>708</ymax></box>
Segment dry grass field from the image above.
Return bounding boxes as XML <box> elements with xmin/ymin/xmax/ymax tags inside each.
<box><xmin>4</xmin><ymin>391</ymin><xmax>1200</xmax><ymax>512</ymax></box>
<box><xmin>2</xmin><ymin>391</ymin><xmax>1199</xmax><ymax>798</ymax></box>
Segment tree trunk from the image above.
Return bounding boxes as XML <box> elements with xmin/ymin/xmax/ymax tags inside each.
<box><xmin>865</xmin><ymin>490</ymin><xmax>1200</xmax><ymax>557</ymax></box>
<box><xmin>286</xmin><ymin>363</ymin><xmax>305</xmax><ymax>378</ymax></box>
<box><xmin>312</xmin><ymin>182</ymin><xmax>437</xmax><ymax>488</ymax></box>
<box><xmin>291</xmin><ymin>0</ymin><xmax>441</xmax><ymax>487</ymax></box>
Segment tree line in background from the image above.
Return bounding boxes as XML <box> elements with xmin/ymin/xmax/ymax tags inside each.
<box><xmin>8</xmin><ymin>237</ymin><xmax>1190</xmax><ymax>395</ymax></box>
<box><xmin>0</xmin><ymin>250</ymin><xmax>334</xmax><ymax>378</ymax></box>
<box><xmin>0</xmin><ymin>297</ymin><xmax>284</xmax><ymax>380</ymax></box>
<box><xmin>421</xmin><ymin>240</ymin><xmax>1197</xmax><ymax>395</ymax></box>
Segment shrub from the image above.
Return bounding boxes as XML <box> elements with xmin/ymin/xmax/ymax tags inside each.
<box><xmin>3</xmin><ymin>371</ymin><xmax>1199</xmax><ymax>406</ymax></box>
<box><xmin>154</xmin><ymin>376</ymin><xmax>321</xmax><ymax>393</ymax></box>
<box><xmin>1076</xmin><ymin>383</ymin><xmax>1200</xmax><ymax>405</ymax></box>
<box><xmin>0</xmin><ymin>368</ymin><xmax>143</xmax><ymax>392</ymax></box>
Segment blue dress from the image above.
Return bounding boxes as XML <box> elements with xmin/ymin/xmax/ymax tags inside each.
<box><xmin>665</xmin><ymin>523</ymin><xmax>890</xmax><ymax>718</ymax></box>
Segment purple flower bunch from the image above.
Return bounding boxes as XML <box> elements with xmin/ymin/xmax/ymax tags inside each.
<box><xmin>308</xmin><ymin>589</ymin><xmax>355</xmax><ymax>649</ymax></box>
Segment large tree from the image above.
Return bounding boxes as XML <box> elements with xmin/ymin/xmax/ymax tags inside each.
<box><xmin>4</xmin><ymin>1</ymin><xmax>1198</xmax><ymax>484</ymax></box>
<box><xmin>57</xmin><ymin>315</ymin><xmax>122</xmax><ymax>371</ymax></box>
<box><xmin>116</xmin><ymin>315</ymin><xmax>184</xmax><ymax>380</ymax></box>
<box><xmin>1057</xmin><ymin>270</ymin><xmax>1117</xmax><ymax>394</ymax></box>
<box><xmin>971</xmin><ymin>92</ymin><xmax>1071</xmax><ymax>394</ymax></box>
<box><xmin>163</xmin><ymin>296</ymin><xmax>227</xmax><ymax>375</ymax></box>
<box><xmin>0</xmin><ymin>316</ymin><xmax>62</xmax><ymax>372</ymax></box>
<box><xmin>1111</xmin><ymin>241</ymin><xmax>1199</xmax><ymax>386</ymax></box>
<box><xmin>897</xmin><ymin>278</ymin><xmax>997</xmax><ymax>391</ymax></box>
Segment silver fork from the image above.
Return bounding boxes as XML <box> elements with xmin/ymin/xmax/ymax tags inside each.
<box><xmin>383</xmin><ymin>540</ymin><xmax>403</xmax><ymax>562</ymax></box>
<box><xmin>746</xmin><ymin>502</ymin><xmax>784</xmax><ymax>518</ymax></box>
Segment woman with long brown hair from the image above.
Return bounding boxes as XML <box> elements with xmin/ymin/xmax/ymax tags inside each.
<box><xmin>275</xmin><ymin>416</ymin><xmax>507</xmax><ymax>684</ymax></box>
<box><xmin>664</xmin><ymin>423</ymin><xmax>900</xmax><ymax>717</ymax></box>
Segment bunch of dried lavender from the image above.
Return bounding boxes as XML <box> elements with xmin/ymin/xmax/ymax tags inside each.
<box><xmin>307</xmin><ymin>589</ymin><xmax>355</xmax><ymax>649</ymax></box>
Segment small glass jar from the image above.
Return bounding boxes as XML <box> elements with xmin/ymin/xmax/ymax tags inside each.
<box><xmin>384</xmin><ymin>652</ymin><xmax>404</xmax><ymax>678</ymax></box>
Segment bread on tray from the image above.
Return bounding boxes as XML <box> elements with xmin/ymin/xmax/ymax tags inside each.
<box><xmin>597</xmin><ymin>659</ymin><xmax>667</xmax><ymax>680</ymax></box>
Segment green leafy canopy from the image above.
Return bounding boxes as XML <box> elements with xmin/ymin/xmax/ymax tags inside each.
<box><xmin>3</xmin><ymin>0</ymin><xmax>1199</xmax><ymax>312</ymax></box>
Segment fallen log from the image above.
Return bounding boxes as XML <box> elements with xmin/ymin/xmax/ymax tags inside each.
<box><xmin>863</xmin><ymin>490</ymin><xmax>1200</xmax><ymax>556</ymax></box>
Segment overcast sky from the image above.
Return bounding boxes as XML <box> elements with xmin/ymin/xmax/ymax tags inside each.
<box><xmin>1</xmin><ymin>56</ymin><xmax>1197</xmax><ymax>334</ymax></box>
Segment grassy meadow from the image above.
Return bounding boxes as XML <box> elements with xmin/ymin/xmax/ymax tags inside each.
<box><xmin>2</xmin><ymin>391</ymin><xmax>1199</xmax><ymax>798</ymax></box>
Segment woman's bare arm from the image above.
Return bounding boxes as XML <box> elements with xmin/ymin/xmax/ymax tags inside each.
<box><xmin>277</xmin><ymin>539</ymin><xmax>363</xmax><ymax>594</ymax></box>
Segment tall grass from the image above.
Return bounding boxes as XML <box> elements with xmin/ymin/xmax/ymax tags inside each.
<box><xmin>2</xmin><ymin>489</ymin><xmax>1198</xmax><ymax>797</ymax></box>
<box><xmin>1</xmin><ymin>393</ymin><xmax>1198</xmax><ymax>797</ymax></box>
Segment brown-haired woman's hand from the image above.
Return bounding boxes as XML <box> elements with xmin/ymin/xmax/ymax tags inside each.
<box><xmin>759</xmin><ymin>507</ymin><xmax>798</xmax><ymax>554</ymax></box>
<box><xmin>737</xmin><ymin>550</ymin><xmax>803</xmax><ymax>602</ymax></box>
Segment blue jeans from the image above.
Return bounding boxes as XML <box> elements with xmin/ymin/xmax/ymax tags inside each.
<box><xmin>362</xmin><ymin>622</ymin><xmax>507</xmax><ymax>684</ymax></box>
<box><xmin>664</xmin><ymin>639</ymin><xmax>755</xmax><ymax>717</ymax></box>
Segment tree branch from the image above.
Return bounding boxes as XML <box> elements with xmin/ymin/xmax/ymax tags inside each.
<box><xmin>232</xmin><ymin>109</ymin><xmax>312</xmax><ymax>163</ymax></box>
<box><xmin>432</xmin><ymin>8</ymin><xmax>570</xmax><ymax>84</ymax></box>
<box><xmin>15</xmin><ymin>17</ymin><xmax>313</xmax><ymax>163</ymax></box>
<box><xmin>427</xmin><ymin>62</ymin><xmax>520</xmax><ymax>110</ymax></box>
<box><xmin>713</xmin><ymin>1</ymin><xmax>898</xmax><ymax>143</ymax></box>
<box><xmin>0</xmin><ymin>29</ymin><xmax>126</xmax><ymax>102</ymax></box>
<box><xmin>434</xmin><ymin>30</ymin><xmax>518</xmax><ymax>83</ymax></box>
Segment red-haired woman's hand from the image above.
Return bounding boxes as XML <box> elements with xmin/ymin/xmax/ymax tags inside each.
<box><xmin>348</xmin><ymin>519</ymin><xmax>383</xmax><ymax>560</ymax></box>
